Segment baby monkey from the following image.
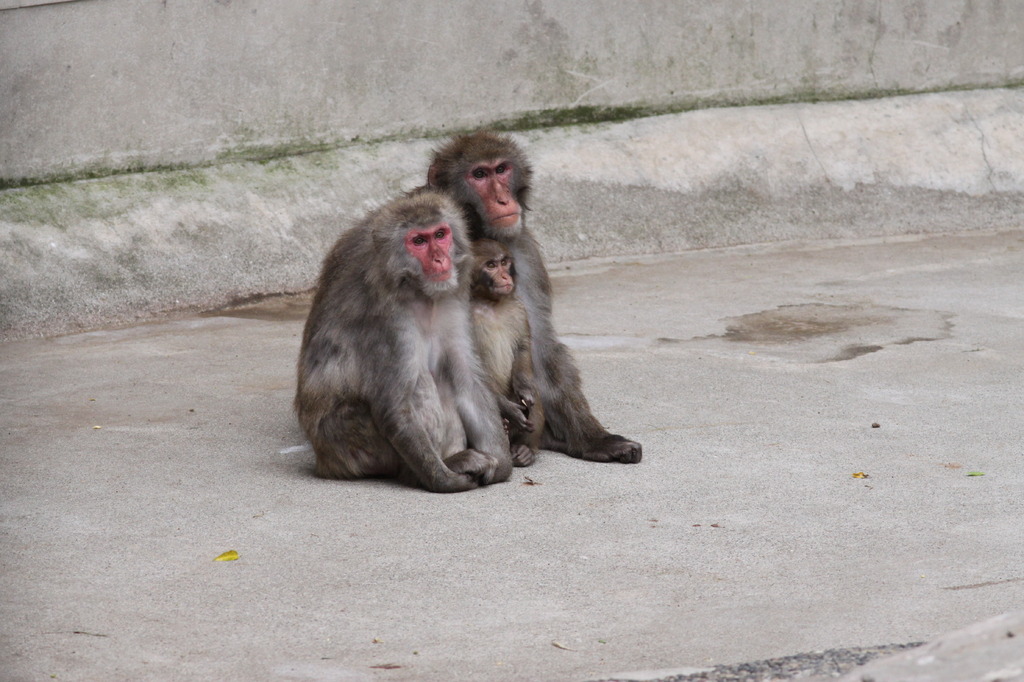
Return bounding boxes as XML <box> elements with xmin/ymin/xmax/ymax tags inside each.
<box><xmin>470</xmin><ymin>239</ymin><xmax>545</xmax><ymax>467</ymax></box>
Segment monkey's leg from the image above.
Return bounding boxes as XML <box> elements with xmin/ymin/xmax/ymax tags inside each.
<box><xmin>539</xmin><ymin>342</ymin><xmax>642</xmax><ymax>464</ymax></box>
<box><xmin>310</xmin><ymin>401</ymin><xmax>402</xmax><ymax>479</ymax></box>
<box><xmin>382</xmin><ymin>409</ymin><xmax>505</xmax><ymax>493</ymax></box>
<box><xmin>390</xmin><ymin>448</ymin><xmax>503</xmax><ymax>493</ymax></box>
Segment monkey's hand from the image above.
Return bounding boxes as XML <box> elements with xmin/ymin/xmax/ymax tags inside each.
<box><xmin>499</xmin><ymin>396</ymin><xmax>534</xmax><ymax>433</ymax></box>
<box><xmin>581</xmin><ymin>434</ymin><xmax>642</xmax><ymax>464</ymax></box>
<box><xmin>510</xmin><ymin>374</ymin><xmax>535</xmax><ymax>409</ymax></box>
<box><xmin>517</xmin><ymin>390</ymin><xmax>535</xmax><ymax>409</ymax></box>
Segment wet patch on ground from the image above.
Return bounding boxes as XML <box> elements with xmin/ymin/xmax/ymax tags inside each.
<box><xmin>563</xmin><ymin>304</ymin><xmax>953</xmax><ymax>363</ymax></box>
<box><xmin>693</xmin><ymin>303</ymin><xmax>953</xmax><ymax>363</ymax></box>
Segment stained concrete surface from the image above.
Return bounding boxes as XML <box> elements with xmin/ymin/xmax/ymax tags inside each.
<box><xmin>2</xmin><ymin>228</ymin><xmax>1022</xmax><ymax>681</ymax></box>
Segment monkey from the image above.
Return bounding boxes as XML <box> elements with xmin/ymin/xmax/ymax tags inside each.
<box><xmin>469</xmin><ymin>238</ymin><xmax>545</xmax><ymax>467</ymax></box>
<box><xmin>424</xmin><ymin>131</ymin><xmax>642</xmax><ymax>464</ymax></box>
<box><xmin>294</xmin><ymin>190</ymin><xmax>513</xmax><ymax>493</ymax></box>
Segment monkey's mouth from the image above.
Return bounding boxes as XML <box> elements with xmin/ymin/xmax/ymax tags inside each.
<box><xmin>495</xmin><ymin>283</ymin><xmax>514</xmax><ymax>295</ymax></box>
<box><xmin>491</xmin><ymin>212</ymin><xmax>521</xmax><ymax>229</ymax></box>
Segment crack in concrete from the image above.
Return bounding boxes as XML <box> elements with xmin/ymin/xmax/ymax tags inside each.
<box><xmin>943</xmin><ymin>577</ymin><xmax>1024</xmax><ymax>591</ymax></box>
<box><xmin>963</xmin><ymin>105</ymin><xmax>997</xmax><ymax>191</ymax></box>
<box><xmin>797</xmin><ymin>111</ymin><xmax>832</xmax><ymax>186</ymax></box>
<box><xmin>867</xmin><ymin>0</ymin><xmax>883</xmax><ymax>89</ymax></box>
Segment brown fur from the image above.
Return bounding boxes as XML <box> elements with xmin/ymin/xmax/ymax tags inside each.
<box><xmin>469</xmin><ymin>239</ymin><xmax>544</xmax><ymax>467</ymax></box>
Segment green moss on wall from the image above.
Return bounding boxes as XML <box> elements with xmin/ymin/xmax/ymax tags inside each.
<box><xmin>0</xmin><ymin>169</ymin><xmax>212</xmax><ymax>227</ymax></box>
<box><xmin>3</xmin><ymin>81</ymin><xmax>1020</xmax><ymax>191</ymax></box>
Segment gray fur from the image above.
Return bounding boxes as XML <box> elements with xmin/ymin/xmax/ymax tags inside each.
<box><xmin>427</xmin><ymin>132</ymin><xmax>642</xmax><ymax>464</ymax></box>
<box><xmin>295</xmin><ymin>191</ymin><xmax>512</xmax><ymax>492</ymax></box>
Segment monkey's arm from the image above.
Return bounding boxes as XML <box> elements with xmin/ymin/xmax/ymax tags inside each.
<box><xmin>476</xmin><ymin>370</ymin><xmax>530</xmax><ymax>431</ymax></box>
<box><xmin>354</xmin><ymin>314</ymin><xmax>497</xmax><ymax>493</ymax></box>
<box><xmin>495</xmin><ymin>329</ymin><xmax>534</xmax><ymax>434</ymax></box>
<box><xmin>474</xmin><ymin>342</ymin><xmax>531</xmax><ymax>432</ymax></box>
<box><xmin>447</xmin><ymin>318</ymin><xmax>514</xmax><ymax>482</ymax></box>
<box><xmin>369</xmin><ymin>370</ymin><xmax>488</xmax><ymax>493</ymax></box>
<box><xmin>510</xmin><ymin>318</ymin><xmax>537</xmax><ymax>410</ymax></box>
<box><xmin>454</xmin><ymin>384</ymin><xmax>514</xmax><ymax>486</ymax></box>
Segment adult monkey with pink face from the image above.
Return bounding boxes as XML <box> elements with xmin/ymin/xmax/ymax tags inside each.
<box><xmin>295</xmin><ymin>191</ymin><xmax>513</xmax><ymax>492</ymax></box>
<box><xmin>426</xmin><ymin>132</ymin><xmax>642</xmax><ymax>464</ymax></box>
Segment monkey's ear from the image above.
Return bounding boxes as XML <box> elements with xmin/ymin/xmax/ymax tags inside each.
<box><xmin>427</xmin><ymin>162</ymin><xmax>443</xmax><ymax>188</ymax></box>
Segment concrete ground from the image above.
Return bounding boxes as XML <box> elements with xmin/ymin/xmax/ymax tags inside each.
<box><xmin>2</xmin><ymin>227</ymin><xmax>1022</xmax><ymax>681</ymax></box>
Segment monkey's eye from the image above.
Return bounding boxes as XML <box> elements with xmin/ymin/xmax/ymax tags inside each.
<box><xmin>485</xmin><ymin>260</ymin><xmax>498</xmax><ymax>269</ymax></box>
<box><xmin>411</xmin><ymin>236</ymin><xmax>427</xmax><ymax>246</ymax></box>
<box><xmin>472</xmin><ymin>168</ymin><xmax>487</xmax><ymax>179</ymax></box>
<box><xmin>434</xmin><ymin>229</ymin><xmax>448</xmax><ymax>240</ymax></box>
<box><xmin>495</xmin><ymin>163</ymin><xmax>509</xmax><ymax>174</ymax></box>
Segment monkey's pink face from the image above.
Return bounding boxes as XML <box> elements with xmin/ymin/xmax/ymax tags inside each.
<box><xmin>465</xmin><ymin>160</ymin><xmax>521</xmax><ymax>230</ymax></box>
<box><xmin>405</xmin><ymin>223</ymin><xmax>454</xmax><ymax>282</ymax></box>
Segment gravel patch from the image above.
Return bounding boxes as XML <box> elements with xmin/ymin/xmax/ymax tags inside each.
<box><xmin>596</xmin><ymin>642</ymin><xmax>925</xmax><ymax>682</ymax></box>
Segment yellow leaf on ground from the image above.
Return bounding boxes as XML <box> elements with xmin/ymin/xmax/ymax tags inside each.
<box><xmin>852</xmin><ymin>472</ymin><xmax>869</xmax><ymax>478</ymax></box>
<box><xmin>214</xmin><ymin>550</ymin><xmax>239</xmax><ymax>562</ymax></box>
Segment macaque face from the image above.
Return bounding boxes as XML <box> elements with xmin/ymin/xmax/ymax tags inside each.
<box><xmin>465</xmin><ymin>159</ymin><xmax>521</xmax><ymax>230</ymax></box>
<box><xmin>470</xmin><ymin>239</ymin><xmax>517</xmax><ymax>303</ymax></box>
<box><xmin>404</xmin><ymin>222</ymin><xmax>453</xmax><ymax>281</ymax></box>
<box><xmin>481</xmin><ymin>253</ymin><xmax>514</xmax><ymax>297</ymax></box>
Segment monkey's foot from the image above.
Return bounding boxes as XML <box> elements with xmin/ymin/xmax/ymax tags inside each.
<box><xmin>510</xmin><ymin>444</ymin><xmax>537</xmax><ymax>467</ymax></box>
<box><xmin>444</xmin><ymin>448</ymin><xmax>506</xmax><ymax>485</ymax></box>
<box><xmin>581</xmin><ymin>434</ymin><xmax>642</xmax><ymax>464</ymax></box>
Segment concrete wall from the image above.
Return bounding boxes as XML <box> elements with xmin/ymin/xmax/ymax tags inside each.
<box><xmin>1</xmin><ymin>1</ymin><xmax>1023</xmax><ymax>340</ymax></box>
<box><xmin>3</xmin><ymin>0</ymin><xmax>1023</xmax><ymax>183</ymax></box>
